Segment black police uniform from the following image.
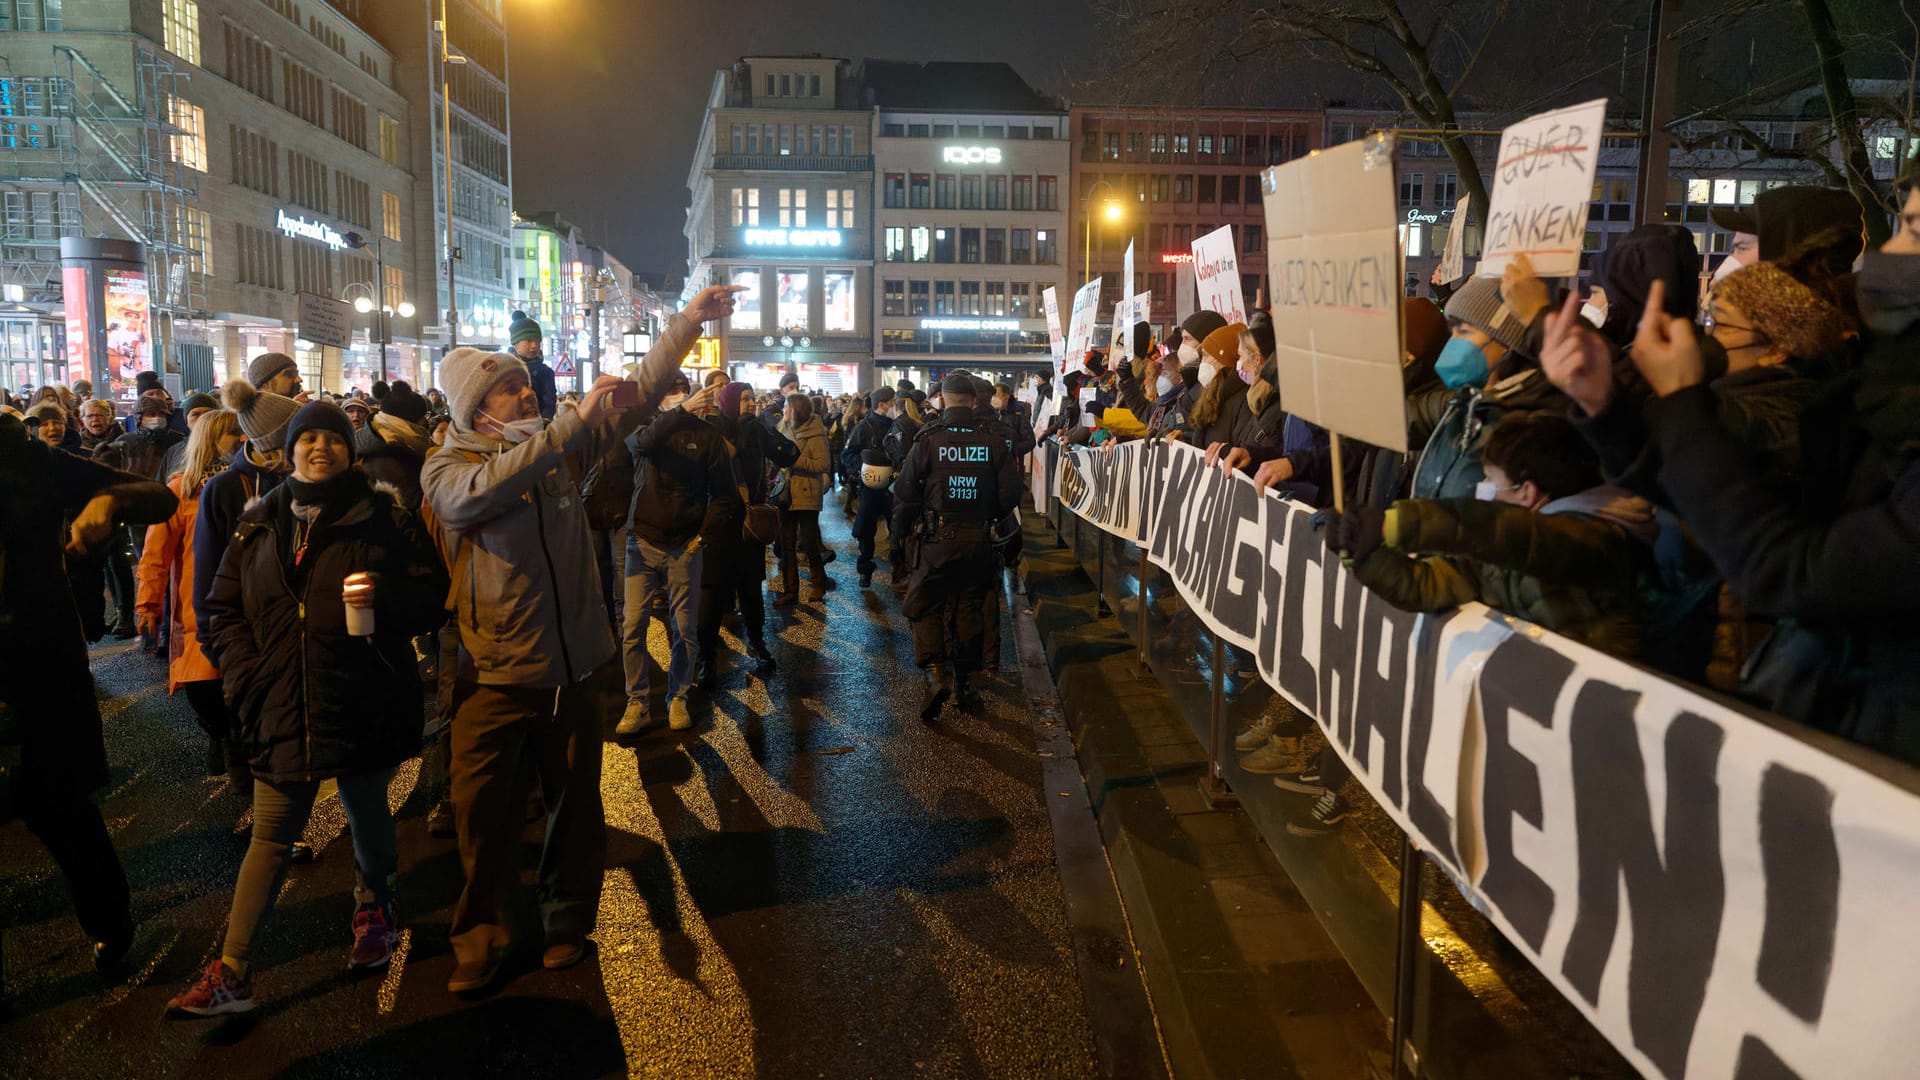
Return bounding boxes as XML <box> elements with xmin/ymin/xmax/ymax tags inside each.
<box><xmin>892</xmin><ymin>398</ymin><xmax>1020</xmax><ymax>715</ymax></box>
<box><xmin>841</xmin><ymin>407</ymin><xmax>897</xmax><ymax>582</ymax></box>
<box><xmin>966</xmin><ymin>380</ymin><xmax>1025</xmax><ymax>671</ymax></box>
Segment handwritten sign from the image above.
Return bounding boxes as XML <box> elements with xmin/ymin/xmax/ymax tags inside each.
<box><xmin>1190</xmin><ymin>225</ymin><xmax>1248</xmax><ymax>324</ymax></box>
<box><xmin>1122</xmin><ymin>240</ymin><xmax>1135</xmax><ymax>306</ymax></box>
<box><xmin>1479</xmin><ymin>98</ymin><xmax>1607</xmax><ymax>277</ymax></box>
<box><xmin>1439</xmin><ymin>194</ymin><xmax>1471</xmax><ymax>283</ymax></box>
<box><xmin>1108</xmin><ymin>300</ymin><xmax>1130</xmax><ymax>361</ymax></box>
<box><xmin>1065</xmin><ymin>277</ymin><xmax>1102</xmax><ymax>368</ymax></box>
<box><xmin>1043</xmin><ymin>285</ymin><xmax>1065</xmax><ymax>373</ymax></box>
<box><xmin>1263</xmin><ymin>134</ymin><xmax>1407</xmax><ymax>452</ymax></box>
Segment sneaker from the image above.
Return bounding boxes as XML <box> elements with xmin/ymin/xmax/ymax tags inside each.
<box><xmin>542</xmin><ymin>934</ymin><xmax>586</xmax><ymax>971</ymax></box>
<box><xmin>289</xmin><ymin>841</ymin><xmax>315</xmax><ymax>864</ymax></box>
<box><xmin>426</xmin><ymin>799</ymin><xmax>456</xmax><ymax>839</ymax></box>
<box><xmin>1270</xmin><ymin>767</ymin><xmax>1327</xmax><ymax>795</ymax></box>
<box><xmin>349</xmin><ymin>904</ymin><xmax>398</xmax><ymax>970</ymax></box>
<box><xmin>167</xmin><ymin>960</ymin><xmax>255</xmax><ymax>1017</ymax></box>
<box><xmin>1286</xmin><ymin>790</ymin><xmax>1352</xmax><ymax>836</ymax></box>
<box><xmin>748</xmin><ymin>640</ymin><xmax>776</xmax><ymax>671</ymax></box>
<box><xmin>1233</xmin><ymin>713</ymin><xmax>1277</xmax><ymax>752</ymax></box>
<box><xmin>919</xmin><ymin>665</ymin><xmax>952</xmax><ymax>721</ymax></box>
<box><xmin>667</xmin><ymin>696</ymin><xmax>693</xmax><ymax>731</ymax></box>
<box><xmin>1238</xmin><ymin>736</ymin><xmax>1300</xmax><ymax>775</ymax></box>
<box><xmin>615</xmin><ymin>699</ymin><xmax>649</xmax><ymax>738</ymax></box>
<box><xmin>447</xmin><ymin>948</ymin><xmax>505</xmax><ymax>994</ymax></box>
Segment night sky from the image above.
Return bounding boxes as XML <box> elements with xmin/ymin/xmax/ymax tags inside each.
<box><xmin>506</xmin><ymin>0</ymin><xmax>1098</xmax><ymax>281</ymax></box>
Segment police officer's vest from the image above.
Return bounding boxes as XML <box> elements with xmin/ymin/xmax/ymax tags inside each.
<box><xmin>920</xmin><ymin>418</ymin><xmax>999</xmax><ymax>527</ymax></box>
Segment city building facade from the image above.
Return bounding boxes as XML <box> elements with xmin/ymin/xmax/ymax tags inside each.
<box><xmin>865</xmin><ymin>60</ymin><xmax>1069</xmax><ymax>391</ymax></box>
<box><xmin>509</xmin><ymin>210</ymin><xmax>645</xmax><ymax>392</ymax></box>
<box><xmin>1068</xmin><ymin>105</ymin><xmax>1324</xmax><ymax>338</ymax></box>
<box><xmin>684</xmin><ymin>55</ymin><xmax>874</xmax><ymax>394</ymax></box>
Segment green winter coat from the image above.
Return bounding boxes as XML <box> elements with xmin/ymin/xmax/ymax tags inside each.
<box><xmin>1352</xmin><ymin>488</ymin><xmax>1658</xmax><ymax>659</ymax></box>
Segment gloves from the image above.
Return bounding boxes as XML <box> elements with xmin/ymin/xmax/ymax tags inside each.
<box><xmin>1314</xmin><ymin>505</ymin><xmax>1387</xmax><ymax>563</ymax></box>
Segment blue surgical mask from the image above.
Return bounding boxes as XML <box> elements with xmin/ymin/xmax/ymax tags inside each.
<box><xmin>1435</xmin><ymin>337</ymin><xmax>1491</xmax><ymax>389</ymax></box>
<box><xmin>1155</xmin><ymin>375</ymin><xmax>1175</xmax><ymax>397</ymax></box>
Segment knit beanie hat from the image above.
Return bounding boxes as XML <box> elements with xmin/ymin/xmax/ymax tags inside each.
<box><xmin>25</xmin><ymin>399</ymin><xmax>65</xmax><ymax>425</ymax></box>
<box><xmin>508</xmin><ymin>310</ymin><xmax>542</xmax><ymax>346</ymax></box>
<box><xmin>1443</xmin><ymin>277</ymin><xmax>1528</xmax><ymax>354</ymax></box>
<box><xmin>221</xmin><ymin>378</ymin><xmax>300</xmax><ymax>450</ymax></box>
<box><xmin>441</xmin><ymin>346</ymin><xmax>528</xmax><ymax>432</ymax></box>
<box><xmin>1715</xmin><ymin>261</ymin><xmax>1848</xmax><ymax>362</ymax></box>
<box><xmin>381</xmin><ymin>383</ymin><xmax>429</xmax><ymax>424</ymax></box>
<box><xmin>1201</xmin><ymin>323</ymin><xmax>1247</xmax><ymax>366</ymax></box>
<box><xmin>1182</xmin><ymin>310</ymin><xmax>1229</xmax><ymax>345</ymax></box>
<box><xmin>1247</xmin><ymin>312</ymin><xmax>1276</xmax><ymax>360</ymax></box>
<box><xmin>247</xmin><ymin>351</ymin><xmax>298</xmax><ymax>387</ymax></box>
<box><xmin>183</xmin><ymin>391</ymin><xmax>217</xmax><ymax>413</ymax></box>
<box><xmin>135</xmin><ymin>370</ymin><xmax>162</xmax><ymax>395</ymax></box>
<box><xmin>286</xmin><ymin>401</ymin><xmax>359</xmax><ymax>463</ymax></box>
<box><xmin>717</xmin><ymin>381</ymin><xmax>747</xmax><ymax>417</ymax></box>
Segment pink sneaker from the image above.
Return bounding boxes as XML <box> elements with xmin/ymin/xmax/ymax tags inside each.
<box><xmin>167</xmin><ymin>960</ymin><xmax>255</xmax><ymax>1017</ymax></box>
<box><xmin>349</xmin><ymin>904</ymin><xmax>397</xmax><ymax>970</ymax></box>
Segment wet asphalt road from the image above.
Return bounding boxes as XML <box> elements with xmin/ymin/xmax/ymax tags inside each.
<box><xmin>0</xmin><ymin>505</ymin><xmax>1103</xmax><ymax>1079</ymax></box>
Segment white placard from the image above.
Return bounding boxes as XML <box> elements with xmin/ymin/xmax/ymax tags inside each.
<box><xmin>1191</xmin><ymin>224</ymin><xmax>1248</xmax><ymax>325</ymax></box>
<box><xmin>1440</xmin><ymin>194</ymin><xmax>1471</xmax><ymax>283</ymax></box>
<box><xmin>1478</xmin><ymin>98</ymin><xmax>1607</xmax><ymax>277</ymax></box>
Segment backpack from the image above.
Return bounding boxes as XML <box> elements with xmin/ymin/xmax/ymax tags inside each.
<box><xmin>579</xmin><ymin>439</ymin><xmax>635</xmax><ymax>530</ymax></box>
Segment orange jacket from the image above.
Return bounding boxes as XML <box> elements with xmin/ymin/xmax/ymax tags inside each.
<box><xmin>137</xmin><ymin>472</ymin><xmax>218</xmax><ymax>692</ymax></box>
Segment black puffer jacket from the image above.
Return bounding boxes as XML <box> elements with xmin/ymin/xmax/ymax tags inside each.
<box><xmin>624</xmin><ymin>407</ymin><xmax>741</xmax><ymax>550</ymax></box>
<box><xmin>203</xmin><ymin>472</ymin><xmax>448</xmax><ymax>783</ymax></box>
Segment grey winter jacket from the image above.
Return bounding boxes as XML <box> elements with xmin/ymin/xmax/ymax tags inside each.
<box><xmin>420</xmin><ymin>312</ymin><xmax>701</xmax><ymax>687</ymax></box>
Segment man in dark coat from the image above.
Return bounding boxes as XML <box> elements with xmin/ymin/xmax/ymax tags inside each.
<box><xmin>0</xmin><ymin>413</ymin><xmax>176</xmax><ymax>975</ymax></box>
<box><xmin>701</xmin><ymin>381</ymin><xmax>796</xmax><ymax>678</ymax></box>
<box><xmin>508</xmin><ymin>311</ymin><xmax>558</xmax><ymax>420</ymax></box>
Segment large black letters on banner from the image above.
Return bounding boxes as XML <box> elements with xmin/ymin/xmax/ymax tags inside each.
<box><xmin>1349</xmin><ymin>591</ymin><xmax>1415</xmax><ymax>809</ymax></box>
<box><xmin>1477</xmin><ymin>633</ymin><xmax>1572</xmax><ymax>951</ymax></box>
<box><xmin>1402</xmin><ymin>613</ymin><xmax>1460</xmax><ymax>873</ymax></box>
<box><xmin>1755</xmin><ymin>764</ymin><xmax>1840</xmax><ymax>1025</ymax></box>
<box><xmin>1277</xmin><ymin>508</ymin><xmax>1322</xmax><ymax>717</ymax></box>
<box><xmin>1562</xmin><ymin>687</ymin><xmax>1727</xmax><ymax>1078</ymax></box>
<box><xmin>1318</xmin><ymin>549</ymin><xmax>1367</xmax><ymax>754</ymax></box>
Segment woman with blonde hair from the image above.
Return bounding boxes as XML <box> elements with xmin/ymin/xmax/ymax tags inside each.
<box><xmin>136</xmin><ymin>408</ymin><xmax>247</xmax><ymax>776</ymax></box>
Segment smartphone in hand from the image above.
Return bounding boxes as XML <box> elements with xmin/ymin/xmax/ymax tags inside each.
<box><xmin>609</xmin><ymin>380</ymin><xmax>640</xmax><ymax>409</ymax></box>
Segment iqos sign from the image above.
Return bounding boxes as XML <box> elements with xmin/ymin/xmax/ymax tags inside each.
<box><xmin>941</xmin><ymin>145</ymin><xmax>1002</xmax><ymax>165</ymax></box>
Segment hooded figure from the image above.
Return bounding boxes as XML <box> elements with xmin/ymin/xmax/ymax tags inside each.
<box><xmin>1597</xmin><ymin>224</ymin><xmax>1702</xmax><ymax>349</ymax></box>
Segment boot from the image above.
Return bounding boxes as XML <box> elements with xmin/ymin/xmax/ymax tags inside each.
<box><xmin>748</xmin><ymin>637</ymin><xmax>776</xmax><ymax>671</ymax></box>
<box><xmin>205</xmin><ymin>738</ymin><xmax>227</xmax><ymax>778</ymax></box>
<box><xmin>919</xmin><ymin>664</ymin><xmax>952</xmax><ymax>721</ymax></box>
<box><xmin>954</xmin><ymin>668</ymin><xmax>982</xmax><ymax>710</ymax></box>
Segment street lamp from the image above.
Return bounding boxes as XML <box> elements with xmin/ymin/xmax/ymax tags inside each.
<box><xmin>760</xmin><ymin>325</ymin><xmax>810</xmax><ymax>377</ymax></box>
<box><xmin>1083</xmin><ymin>178</ymin><xmax>1129</xmax><ymax>287</ymax></box>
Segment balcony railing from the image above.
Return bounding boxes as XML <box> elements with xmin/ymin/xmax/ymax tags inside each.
<box><xmin>711</xmin><ymin>153</ymin><xmax>873</xmax><ymax>172</ymax></box>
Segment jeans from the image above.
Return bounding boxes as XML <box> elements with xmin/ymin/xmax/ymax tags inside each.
<box><xmin>447</xmin><ymin>676</ymin><xmax>605</xmax><ymax>965</ymax></box>
<box><xmin>778</xmin><ymin>510</ymin><xmax>824</xmax><ymax>594</ymax></box>
<box><xmin>622</xmin><ymin>534</ymin><xmax>702</xmax><ymax>704</ymax></box>
<box><xmin>222</xmin><ymin>770</ymin><xmax>397</xmax><ymax>970</ymax></box>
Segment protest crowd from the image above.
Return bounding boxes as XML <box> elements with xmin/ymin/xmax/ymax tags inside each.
<box><xmin>0</xmin><ymin>157</ymin><xmax>1914</xmax><ymax>1071</ymax></box>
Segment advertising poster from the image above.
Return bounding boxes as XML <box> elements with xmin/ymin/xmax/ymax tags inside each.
<box><xmin>103</xmin><ymin>268</ymin><xmax>152</xmax><ymax>404</ymax></box>
<box><xmin>1477</xmin><ymin>98</ymin><xmax>1608</xmax><ymax>278</ymax></box>
<box><xmin>731</xmin><ymin>268</ymin><xmax>762</xmax><ymax>331</ymax></box>
<box><xmin>776</xmin><ymin>269</ymin><xmax>808</xmax><ymax>330</ymax></box>
<box><xmin>1190</xmin><ymin>225</ymin><xmax>1248</xmax><ymax>324</ymax></box>
<box><xmin>62</xmin><ymin>265</ymin><xmax>90</xmax><ymax>386</ymax></box>
<box><xmin>824</xmin><ymin>271</ymin><xmax>856</xmax><ymax>333</ymax></box>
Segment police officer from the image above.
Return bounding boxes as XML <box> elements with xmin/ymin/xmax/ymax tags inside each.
<box><xmin>842</xmin><ymin>386</ymin><xmax>899</xmax><ymax>588</ymax></box>
<box><xmin>893</xmin><ymin>374</ymin><xmax>1020</xmax><ymax>719</ymax></box>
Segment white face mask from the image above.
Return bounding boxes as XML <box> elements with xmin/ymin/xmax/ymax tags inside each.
<box><xmin>141</xmin><ymin>416</ymin><xmax>166</xmax><ymax>431</ymax></box>
<box><xmin>1155</xmin><ymin>375</ymin><xmax>1175</xmax><ymax>397</ymax></box>
<box><xmin>481</xmin><ymin>410</ymin><xmax>545</xmax><ymax>445</ymax></box>
<box><xmin>1177</xmin><ymin>342</ymin><xmax>1201</xmax><ymax>367</ymax></box>
<box><xmin>1473</xmin><ymin>480</ymin><xmax>1497</xmax><ymax>502</ymax></box>
<box><xmin>1196</xmin><ymin>361</ymin><xmax>1218</xmax><ymax>387</ymax></box>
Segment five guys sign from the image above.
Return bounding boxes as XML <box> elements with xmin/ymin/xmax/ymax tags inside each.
<box><xmin>1056</xmin><ymin>437</ymin><xmax>1920</xmax><ymax>1080</ymax></box>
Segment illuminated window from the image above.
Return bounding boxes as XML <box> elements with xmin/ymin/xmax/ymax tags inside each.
<box><xmin>378</xmin><ymin>114</ymin><xmax>399</xmax><ymax>165</ymax></box>
<box><xmin>826</xmin><ymin>188</ymin><xmax>853</xmax><ymax>228</ymax></box>
<box><xmin>730</xmin><ymin>268</ymin><xmax>761</xmax><ymax>331</ymax></box>
<box><xmin>824</xmin><ymin>271</ymin><xmax>856</xmax><ymax>332</ymax></box>
<box><xmin>910</xmin><ymin>226</ymin><xmax>930</xmax><ymax>263</ymax></box>
<box><xmin>382</xmin><ymin>190</ymin><xmax>401</xmax><ymax>241</ymax></box>
<box><xmin>884</xmin><ymin>226</ymin><xmax>905</xmax><ymax>262</ymax></box>
<box><xmin>164</xmin><ymin>0</ymin><xmax>200</xmax><ymax>64</ymax></box>
<box><xmin>169</xmin><ymin>97</ymin><xmax>204</xmax><ymax>171</ymax></box>
<box><xmin>985</xmin><ymin>281</ymin><xmax>1006</xmax><ymax>316</ymax></box>
<box><xmin>383</xmin><ymin>265</ymin><xmax>404</xmax><ymax>311</ymax></box>
<box><xmin>883</xmin><ymin>278</ymin><xmax>904</xmax><ymax>316</ymax></box>
<box><xmin>777</xmin><ymin>269</ymin><xmax>808</xmax><ymax>328</ymax></box>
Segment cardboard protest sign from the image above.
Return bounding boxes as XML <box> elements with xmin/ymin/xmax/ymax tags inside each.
<box><xmin>1263</xmin><ymin>135</ymin><xmax>1408</xmax><ymax>452</ymax></box>
<box><xmin>1122</xmin><ymin>240</ymin><xmax>1135</xmax><ymax>305</ymax></box>
<box><xmin>1176</xmin><ymin>259</ymin><xmax>1196</xmax><ymax>324</ymax></box>
<box><xmin>1057</xmin><ymin>436</ymin><xmax>1920</xmax><ymax>1080</ymax></box>
<box><xmin>1190</xmin><ymin>225</ymin><xmax>1248</xmax><ymax>324</ymax></box>
<box><xmin>1108</xmin><ymin>300</ymin><xmax>1130</xmax><ymax>360</ymax></box>
<box><xmin>1478</xmin><ymin>98</ymin><xmax>1607</xmax><ymax>278</ymax></box>
<box><xmin>1042</xmin><ymin>286</ymin><xmax>1065</xmax><ymax>371</ymax></box>
<box><xmin>1065</xmin><ymin>277</ymin><xmax>1102</xmax><ymax>367</ymax></box>
<box><xmin>1439</xmin><ymin>194</ymin><xmax>1471</xmax><ymax>283</ymax></box>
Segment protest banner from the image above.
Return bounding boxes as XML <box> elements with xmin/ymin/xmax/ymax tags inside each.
<box><xmin>1439</xmin><ymin>194</ymin><xmax>1471</xmax><ymax>283</ymax></box>
<box><xmin>1046</xmin><ymin>436</ymin><xmax>1920</xmax><ymax>1080</ymax></box>
<box><xmin>1190</xmin><ymin>225</ymin><xmax>1248</xmax><ymax>324</ymax></box>
<box><xmin>1065</xmin><ymin>277</ymin><xmax>1102</xmax><ymax>366</ymax></box>
<box><xmin>1262</xmin><ymin>135</ymin><xmax>1408</xmax><ymax>452</ymax></box>
<box><xmin>1478</xmin><ymin>98</ymin><xmax>1607</xmax><ymax>278</ymax></box>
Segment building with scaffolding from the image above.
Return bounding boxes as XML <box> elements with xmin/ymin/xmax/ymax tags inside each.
<box><xmin>0</xmin><ymin>0</ymin><xmax>431</xmax><ymax>396</ymax></box>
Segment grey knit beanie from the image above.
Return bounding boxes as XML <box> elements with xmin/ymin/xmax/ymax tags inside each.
<box><xmin>221</xmin><ymin>378</ymin><xmax>300</xmax><ymax>451</ymax></box>
<box><xmin>442</xmin><ymin>347</ymin><xmax>528</xmax><ymax>432</ymax></box>
<box><xmin>1443</xmin><ymin>277</ymin><xmax>1528</xmax><ymax>354</ymax></box>
<box><xmin>247</xmin><ymin>351</ymin><xmax>298</xmax><ymax>387</ymax></box>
